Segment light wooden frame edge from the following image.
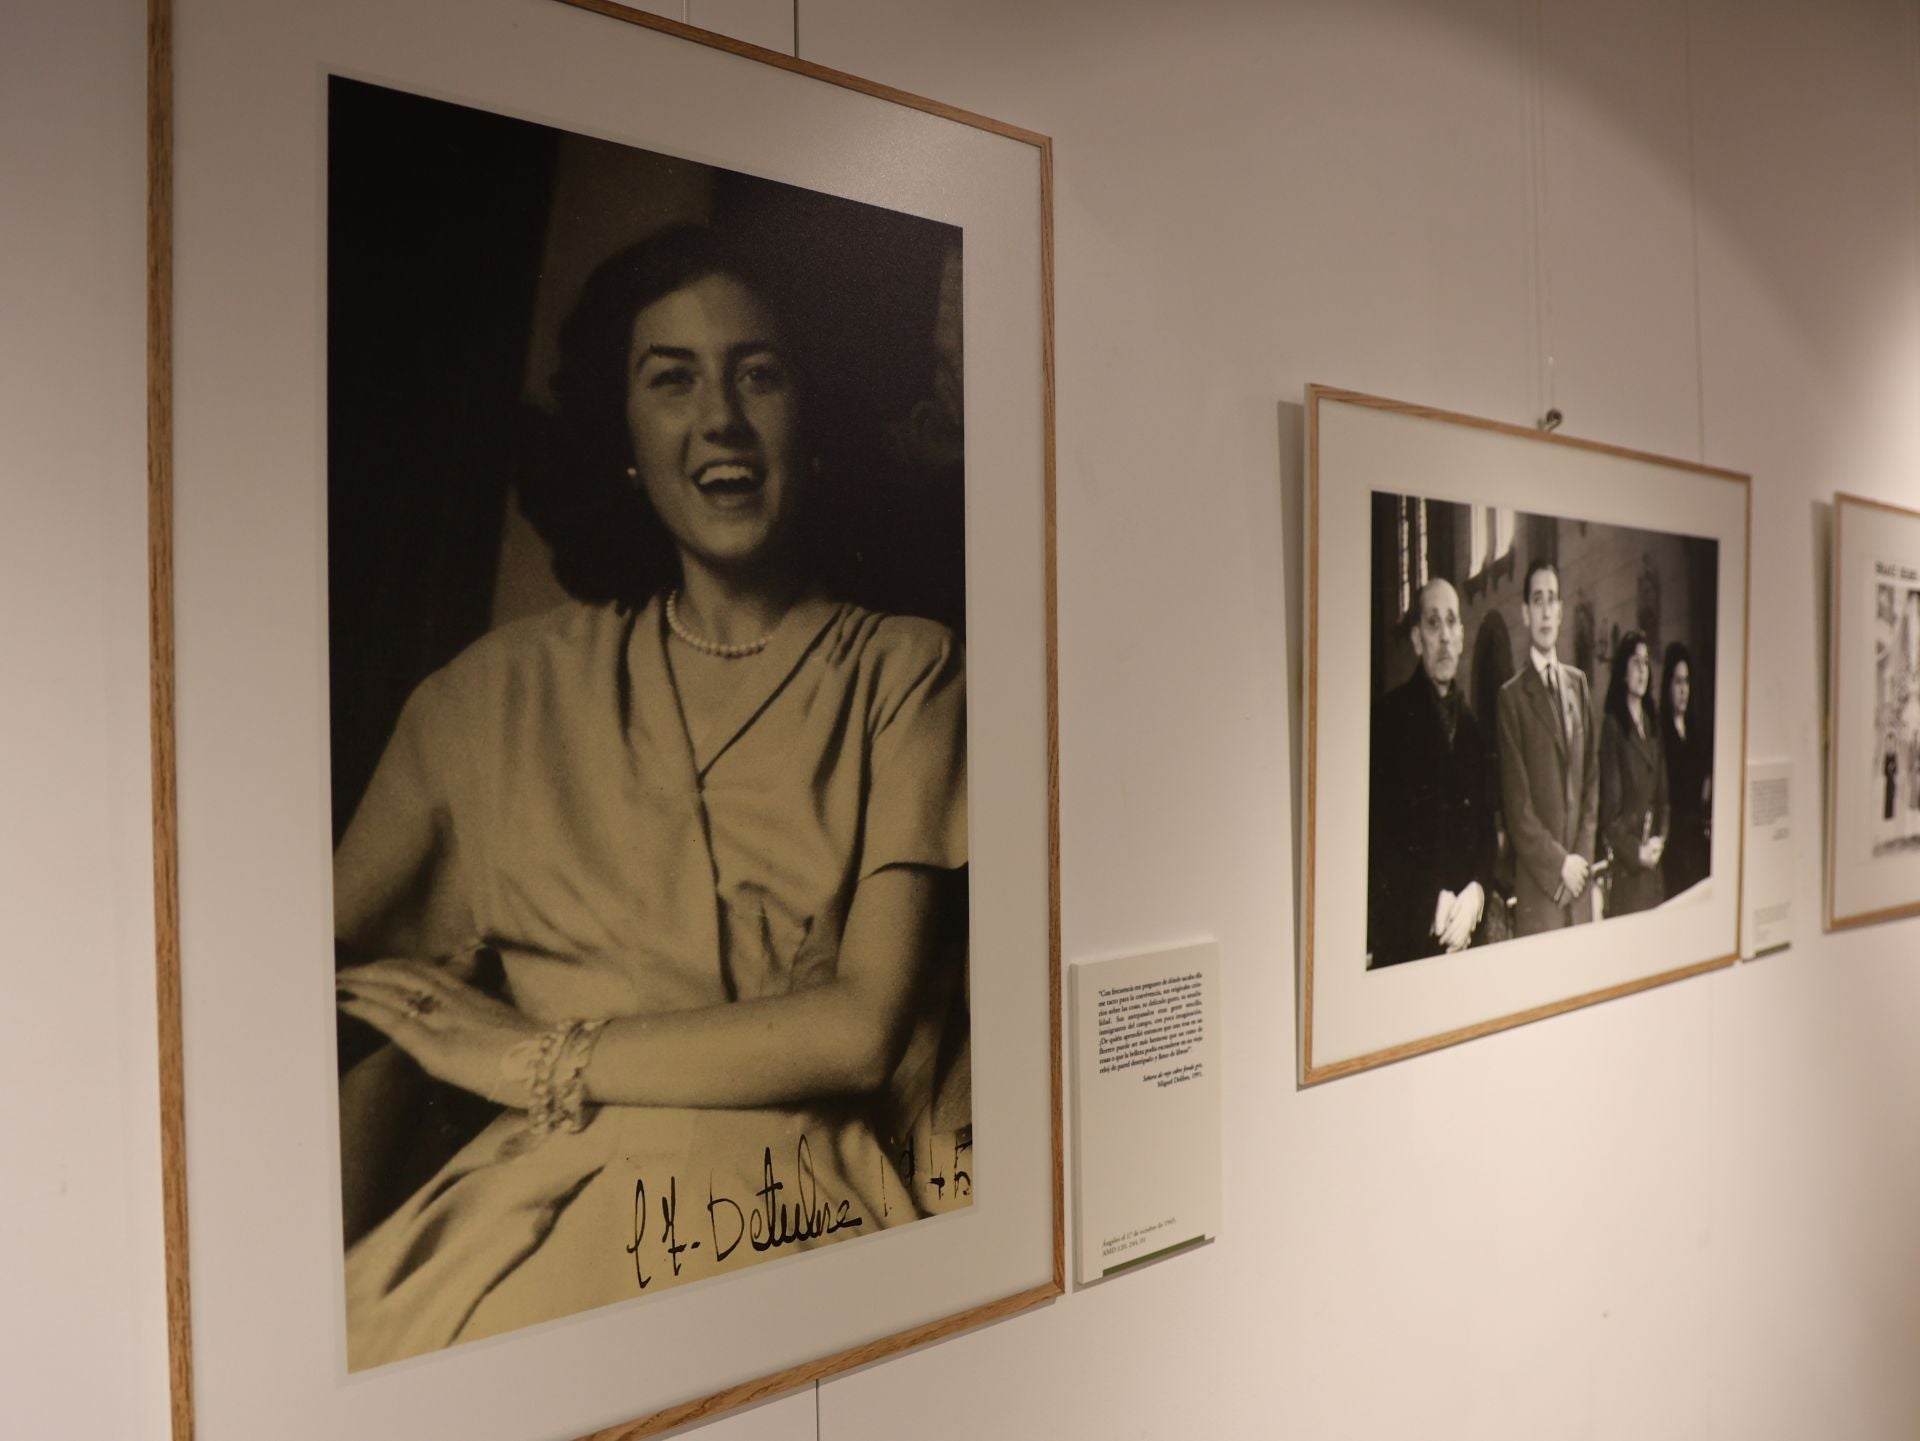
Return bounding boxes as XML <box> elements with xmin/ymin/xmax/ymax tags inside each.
<box><xmin>145</xmin><ymin>1</ymin><xmax>1064</xmax><ymax>1436</ymax></box>
<box><xmin>1824</xmin><ymin>491</ymin><xmax>1920</xmax><ymax>933</ymax></box>
<box><xmin>1299</xmin><ymin>384</ymin><xmax>1751</xmax><ymax>1087</ymax></box>
<box><xmin>148</xmin><ymin>0</ymin><xmax>194</xmax><ymax>1436</ymax></box>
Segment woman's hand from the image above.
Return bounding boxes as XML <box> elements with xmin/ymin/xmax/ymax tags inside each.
<box><xmin>337</xmin><ymin>958</ymin><xmax>546</xmax><ymax>1108</ymax></box>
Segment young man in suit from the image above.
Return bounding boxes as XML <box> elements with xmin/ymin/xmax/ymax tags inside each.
<box><xmin>1367</xmin><ymin>577</ymin><xmax>1497</xmax><ymax>967</ymax></box>
<box><xmin>1497</xmin><ymin>559</ymin><xmax>1600</xmax><ymax>935</ymax></box>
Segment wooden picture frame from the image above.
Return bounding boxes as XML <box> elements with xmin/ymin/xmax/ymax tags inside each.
<box><xmin>149</xmin><ymin>2</ymin><xmax>1060</xmax><ymax>1438</ymax></box>
<box><xmin>1825</xmin><ymin>492</ymin><xmax>1920</xmax><ymax>931</ymax></box>
<box><xmin>1301</xmin><ymin>386</ymin><xmax>1749</xmax><ymax>1083</ymax></box>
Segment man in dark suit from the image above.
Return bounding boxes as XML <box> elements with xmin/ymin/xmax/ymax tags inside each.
<box><xmin>1496</xmin><ymin>559</ymin><xmax>1599</xmax><ymax>935</ymax></box>
<box><xmin>1367</xmin><ymin>577</ymin><xmax>1497</xmax><ymax>968</ymax></box>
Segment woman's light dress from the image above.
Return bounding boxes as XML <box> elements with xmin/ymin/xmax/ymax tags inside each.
<box><xmin>337</xmin><ymin>594</ymin><xmax>968</xmax><ymax>1369</ymax></box>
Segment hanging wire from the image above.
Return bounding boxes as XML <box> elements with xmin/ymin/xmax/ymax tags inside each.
<box><xmin>1679</xmin><ymin>0</ymin><xmax>1709</xmax><ymax>462</ymax></box>
<box><xmin>1520</xmin><ymin>0</ymin><xmax>1559</xmax><ymax>431</ymax></box>
<box><xmin>1904</xmin><ymin>0</ymin><xmax>1920</xmax><ymax>450</ymax></box>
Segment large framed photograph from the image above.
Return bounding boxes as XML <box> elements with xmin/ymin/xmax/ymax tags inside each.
<box><xmin>1302</xmin><ymin>388</ymin><xmax>1749</xmax><ymax>1083</ymax></box>
<box><xmin>1826</xmin><ymin>492</ymin><xmax>1920</xmax><ymax>930</ymax></box>
<box><xmin>151</xmin><ymin>3</ymin><xmax>1059</xmax><ymax>1438</ymax></box>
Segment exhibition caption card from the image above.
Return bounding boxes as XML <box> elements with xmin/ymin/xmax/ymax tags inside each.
<box><xmin>1744</xmin><ymin>758</ymin><xmax>1793</xmax><ymax>956</ymax></box>
<box><xmin>1070</xmin><ymin>942</ymin><xmax>1221</xmax><ymax>1283</ymax></box>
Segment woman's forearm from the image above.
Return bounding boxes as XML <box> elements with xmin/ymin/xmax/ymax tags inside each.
<box><xmin>336</xmin><ymin>868</ymin><xmax>950</xmax><ymax>1117</ymax></box>
<box><xmin>580</xmin><ymin>865</ymin><xmax>942</xmax><ymax>1110</ymax></box>
<box><xmin>583</xmin><ymin>977</ymin><xmax>905</xmax><ymax>1109</ymax></box>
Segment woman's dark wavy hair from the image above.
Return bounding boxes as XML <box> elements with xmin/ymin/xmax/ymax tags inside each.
<box><xmin>519</xmin><ymin>224</ymin><xmax>813</xmax><ymax>607</ymax></box>
<box><xmin>1604</xmin><ymin>628</ymin><xmax>1658</xmax><ymax>736</ymax></box>
<box><xmin>1660</xmin><ymin>641</ymin><xmax>1695</xmax><ymax>736</ymax></box>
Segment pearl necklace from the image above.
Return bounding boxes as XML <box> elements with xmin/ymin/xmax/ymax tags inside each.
<box><xmin>665</xmin><ymin>589</ymin><xmax>775</xmax><ymax>658</ymax></box>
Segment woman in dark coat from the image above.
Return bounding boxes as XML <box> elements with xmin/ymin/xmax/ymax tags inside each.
<box><xmin>1600</xmin><ymin>630</ymin><xmax>1669</xmax><ymax>916</ymax></box>
<box><xmin>1660</xmin><ymin>641</ymin><xmax>1712</xmax><ymax>898</ymax></box>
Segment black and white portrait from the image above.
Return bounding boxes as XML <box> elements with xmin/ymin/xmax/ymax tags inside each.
<box><xmin>327</xmin><ymin>78</ymin><xmax>973</xmax><ymax>1369</ymax></box>
<box><xmin>1366</xmin><ymin>491</ymin><xmax>1720</xmax><ymax>969</ymax></box>
<box><xmin>1306</xmin><ymin>389</ymin><xmax>1748</xmax><ymax>1080</ymax></box>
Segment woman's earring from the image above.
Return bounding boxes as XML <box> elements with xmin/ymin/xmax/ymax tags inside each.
<box><xmin>625</xmin><ymin>465</ymin><xmax>639</xmax><ymax>480</ymax></box>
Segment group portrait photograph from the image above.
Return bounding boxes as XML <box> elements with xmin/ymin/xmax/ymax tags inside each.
<box><xmin>1365</xmin><ymin>490</ymin><xmax>1721</xmax><ymax>970</ymax></box>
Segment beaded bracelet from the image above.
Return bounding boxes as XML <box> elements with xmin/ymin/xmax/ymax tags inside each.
<box><xmin>503</xmin><ymin>1017</ymin><xmax>609</xmax><ymax>1139</ymax></box>
<box><xmin>546</xmin><ymin>1018</ymin><xmax>607</xmax><ymax>1135</ymax></box>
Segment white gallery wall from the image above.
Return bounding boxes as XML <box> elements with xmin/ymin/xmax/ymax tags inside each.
<box><xmin>8</xmin><ymin>0</ymin><xmax>1920</xmax><ymax>1437</ymax></box>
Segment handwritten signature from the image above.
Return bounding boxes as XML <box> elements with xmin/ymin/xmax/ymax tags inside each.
<box><xmin>626</xmin><ymin>1134</ymin><xmax>864</xmax><ymax>1290</ymax></box>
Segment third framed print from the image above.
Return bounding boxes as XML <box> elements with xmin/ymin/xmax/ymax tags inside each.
<box><xmin>1826</xmin><ymin>492</ymin><xmax>1920</xmax><ymax>931</ymax></box>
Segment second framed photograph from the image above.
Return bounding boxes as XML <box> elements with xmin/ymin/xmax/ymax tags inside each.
<box><xmin>1302</xmin><ymin>387</ymin><xmax>1750</xmax><ymax>1083</ymax></box>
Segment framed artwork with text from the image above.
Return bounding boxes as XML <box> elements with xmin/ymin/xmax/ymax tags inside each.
<box><xmin>1826</xmin><ymin>492</ymin><xmax>1920</xmax><ymax>931</ymax></box>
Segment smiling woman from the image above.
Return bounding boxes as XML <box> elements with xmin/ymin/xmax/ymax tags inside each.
<box><xmin>612</xmin><ymin>240</ymin><xmax>809</xmax><ymax>630</ymax></box>
<box><xmin>632</xmin><ymin>278</ymin><xmax>798</xmax><ymax>582</ymax></box>
<box><xmin>327</xmin><ymin>80</ymin><xmax>973</xmax><ymax>1371</ymax></box>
